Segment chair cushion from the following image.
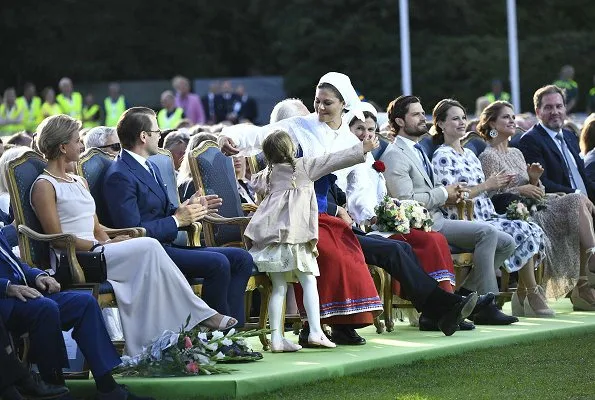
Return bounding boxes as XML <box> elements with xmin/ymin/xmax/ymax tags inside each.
<box><xmin>99</xmin><ymin>281</ymin><xmax>115</xmax><ymax>295</ymax></box>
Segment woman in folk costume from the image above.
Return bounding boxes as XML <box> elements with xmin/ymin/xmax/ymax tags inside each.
<box><xmin>246</xmin><ymin>130</ymin><xmax>378</xmax><ymax>351</ymax></box>
<box><xmin>220</xmin><ymin>72</ymin><xmax>384</xmax><ymax>345</ymax></box>
<box><xmin>344</xmin><ymin>102</ymin><xmax>456</xmax><ymax>295</ymax></box>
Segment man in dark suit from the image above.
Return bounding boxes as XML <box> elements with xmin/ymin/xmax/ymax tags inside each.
<box><xmin>0</xmin><ymin>231</ymin><xmax>150</xmax><ymax>400</ymax></box>
<box><xmin>518</xmin><ymin>85</ymin><xmax>595</xmax><ymax>202</ymax></box>
<box><xmin>234</xmin><ymin>85</ymin><xmax>258</xmax><ymax>123</ymax></box>
<box><xmin>102</xmin><ymin>107</ymin><xmax>253</xmax><ymax>327</ymax></box>
<box><xmin>201</xmin><ymin>81</ymin><xmax>226</xmax><ymax>124</ymax></box>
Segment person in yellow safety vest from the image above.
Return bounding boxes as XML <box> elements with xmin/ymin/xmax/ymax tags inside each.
<box><xmin>157</xmin><ymin>90</ymin><xmax>185</xmax><ymax>130</ymax></box>
<box><xmin>485</xmin><ymin>79</ymin><xmax>511</xmax><ymax>104</ymax></box>
<box><xmin>104</xmin><ymin>82</ymin><xmax>128</xmax><ymax>127</ymax></box>
<box><xmin>553</xmin><ymin>65</ymin><xmax>579</xmax><ymax>113</ymax></box>
<box><xmin>56</xmin><ymin>77</ymin><xmax>83</xmax><ymax>120</ymax></box>
<box><xmin>0</xmin><ymin>88</ymin><xmax>25</xmax><ymax>136</ymax></box>
<box><xmin>40</xmin><ymin>87</ymin><xmax>62</xmax><ymax>120</ymax></box>
<box><xmin>82</xmin><ymin>93</ymin><xmax>103</xmax><ymax>129</ymax></box>
<box><xmin>16</xmin><ymin>82</ymin><xmax>42</xmax><ymax>133</ymax></box>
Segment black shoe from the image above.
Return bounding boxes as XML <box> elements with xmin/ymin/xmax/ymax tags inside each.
<box><xmin>469</xmin><ymin>302</ymin><xmax>518</xmax><ymax>325</ymax></box>
<box><xmin>298</xmin><ymin>326</ymin><xmax>333</xmax><ymax>348</ymax></box>
<box><xmin>437</xmin><ymin>292</ymin><xmax>478</xmax><ymax>336</ymax></box>
<box><xmin>459</xmin><ymin>320</ymin><xmax>475</xmax><ymax>330</ymax></box>
<box><xmin>330</xmin><ymin>328</ymin><xmax>366</xmax><ymax>345</ymax></box>
<box><xmin>418</xmin><ymin>314</ymin><xmax>442</xmax><ymax>331</ymax></box>
<box><xmin>16</xmin><ymin>373</ymin><xmax>69</xmax><ymax>399</ymax></box>
<box><xmin>471</xmin><ymin>292</ymin><xmax>496</xmax><ymax>315</ymax></box>
<box><xmin>219</xmin><ymin>342</ymin><xmax>263</xmax><ymax>362</ymax></box>
<box><xmin>96</xmin><ymin>384</ymin><xmax>155</xmax><ymax>400</ymax></box>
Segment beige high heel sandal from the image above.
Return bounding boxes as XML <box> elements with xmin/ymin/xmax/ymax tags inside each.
<box><xmin>570</xmin><ymin>278</ymin><xmax>595</xmax><ymax>311</ymax></box>
<box><xmin>523</xmin><ymin>286</ymin><xmax>555</xmax><ymax>317</ymax></box>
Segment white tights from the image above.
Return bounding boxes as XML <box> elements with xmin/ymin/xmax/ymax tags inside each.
<box><xmin>268</xmin><ymin>270</ymin><xmax>322</xmax><ymax>345</ymax></box>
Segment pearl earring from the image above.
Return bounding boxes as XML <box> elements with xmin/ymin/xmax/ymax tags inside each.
<box><xmin>489</xmin><ymin>129</ymin><xmax>498</xmax><ymax>138</ymax></box>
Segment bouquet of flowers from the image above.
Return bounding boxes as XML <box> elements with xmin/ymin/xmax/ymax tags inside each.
<box><xmin>374</xmin><ymin>196</ymin><xmax>433</xmax><ymax>234</ymax></box>
<box><xmin>116</xmin><ymin>316</ymin><xmax>266</xmax><ymax>377</ymax></box>
<box><xmin>505</xmin><ymin>197</ymin><xmax>546</xmax><ymax>221</ymax></box>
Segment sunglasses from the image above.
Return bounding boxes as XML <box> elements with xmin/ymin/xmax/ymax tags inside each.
<box><xmin>98</xmin><ymin>143</ymin><xmax>122</xmax><ymax>151</ymax></box>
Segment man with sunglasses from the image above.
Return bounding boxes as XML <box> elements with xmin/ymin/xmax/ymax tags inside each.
<box><xmin>84</xmin><ymin>126</ymin><xmax>121</xmax><ymax>156</ymax></box>
<box><xmin>102</xmin><ymin>107</ymin><xmax>253</xmax><ymax>328</ymax></box>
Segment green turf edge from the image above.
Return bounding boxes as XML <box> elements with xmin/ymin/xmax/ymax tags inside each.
<box><xmin>65</xmin><ymin>320</ymin><xmax>595</xmax><ymax>399</ymax></box>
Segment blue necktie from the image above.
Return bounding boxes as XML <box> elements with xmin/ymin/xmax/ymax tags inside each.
<box><xmin>414</xmin><ymin>143</ymin><xmax>434</xmax><ymax>182</ymax></box>
<box><xmin>556</xmin><ymin>133</ymin><xmax>588</xmax><ymax>195</ymax></box>
<box><xmin>145</xmin><ymin>161</ymin><xmax>158</xmax><ymax>183</ymax></box>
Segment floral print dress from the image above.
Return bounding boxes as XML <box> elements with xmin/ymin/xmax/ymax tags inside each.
<box><xmin>432</xmin><ymin>145</ymin><xmax>545</xmax><ymax>273</ymax></box>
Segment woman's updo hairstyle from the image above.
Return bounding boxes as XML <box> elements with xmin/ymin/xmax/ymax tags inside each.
<box><xmin>431</xmin><ymin>99</ymin><xmax>465</xmax><ymax>146</ymax></box>
<box><xmin>476</xmin><ymin>100</ymin><xmax>513</xmax><ymax>141</ymax></box>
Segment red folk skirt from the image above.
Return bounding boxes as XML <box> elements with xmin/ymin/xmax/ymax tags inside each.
<box><xmin>389</xmin><ymin>229</ymin><xmax>455</xmax><ymax>295</ymax></box>
<box><xmin>294</xmin><ymin>213</ymin><xmax>383</xmax><ymax>326</ymax></box>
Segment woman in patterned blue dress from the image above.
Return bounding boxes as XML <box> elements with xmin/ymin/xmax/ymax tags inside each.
<box><xmin>430</xmin><ymin>99</ymin><xmax>554</xmax><ymax>317</ymax></box>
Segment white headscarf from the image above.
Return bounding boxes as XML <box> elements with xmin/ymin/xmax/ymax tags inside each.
<box><xmin>342</xmin><ymin>101</ymin><xmax>377</xmax><ymax>127</ymax></box>
<box><xmin>317</xmin><ymin>72</ymin><xmax>365</xmax><ymax>122</ymax></box>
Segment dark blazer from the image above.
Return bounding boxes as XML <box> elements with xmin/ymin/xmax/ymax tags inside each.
<box><xmin>201</xmin><ymin>93</ymin><xmax>226</xmax><ymax>123</ymax></box>
<box><xmin>0</xmin><ymin>232</ymin><xmax>47</xmax><ymax>320</ymax></box>
<box><xmin>102</xmin><ymin>150</ymin><xmax>179</xmax><ymax>243</ymax></box>
<box><xmin>237</xmin><ymin>97</ymin><xmax>258</xmax><ymax>123</ymax></box>
<box><xmin>517</xmin><ymin>123</ymin><xmax>595</xmax><ymax>201</ymax></box>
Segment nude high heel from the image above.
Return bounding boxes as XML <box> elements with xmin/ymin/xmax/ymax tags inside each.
<box><xmin>570</xmin><ymin>278</ymin><xmax>595</xmax><ymax>312</ymax></box>
<box><xmin>510</xmin><ymin>291</ymin><xmax>525</xmax><ymax>317</ymax></box>
<box><xmin>523</xmin><ymin>286</ymin><xmax>555</xmax><ymax>317</ymax></box>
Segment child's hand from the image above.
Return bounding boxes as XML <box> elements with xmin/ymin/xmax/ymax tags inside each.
<box><xmin>363</xmin><ymin>136</ymin><xmax>379</xmax><ymax>153</ymax></box>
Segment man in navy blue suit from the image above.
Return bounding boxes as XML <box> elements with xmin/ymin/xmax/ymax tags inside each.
<box><xmin>102</xmin><ymin>107</ymin><xmax>252</xmax><ymax>327</ymax></box>
<box><xmin>518</xmin><ymin>85</ymin><xmax>595</xmax><ymax>202</ymax></box>
<box><xmin>0</xmin><ymin>231</ymin><xmax>151</xmax><ymax>400</ymax></box>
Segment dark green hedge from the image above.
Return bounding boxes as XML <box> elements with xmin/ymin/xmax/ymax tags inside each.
<box><xmin>1</xmin><ymin>0</ymin><xmax>593</xmax><ymax>112</ymax></box>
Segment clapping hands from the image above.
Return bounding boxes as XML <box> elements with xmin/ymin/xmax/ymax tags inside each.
<box><xmin>527</xmin><ymin>163</ymin><xmax>544</xmax><ymax>182</ymax></box>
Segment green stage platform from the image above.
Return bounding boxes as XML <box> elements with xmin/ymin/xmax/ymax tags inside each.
<box><xmin>68</xmin><ymin>299</ymin><xmax>595</xmax><ymax>399</ymax></box>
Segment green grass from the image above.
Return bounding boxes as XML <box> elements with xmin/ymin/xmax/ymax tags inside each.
<box><xmin>242</xmin><ymin>331</ymin><xmax>595</xmax><ymax>400</ymax></box>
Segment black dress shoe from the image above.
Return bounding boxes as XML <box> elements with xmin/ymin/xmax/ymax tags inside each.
<box><xmin>330</xmin><ymin>328</ymin><xmax>366</xmax><ymax>345</ymax></box>
<box><xmin>459</xmin><ymin>320</ymin><xmax>475</xmax><ymax>330</ymax></box>
<box><xmin>471</xmin><ymin>292</ymin><xmax>496</xmax><ymax>315</ymax></box>
<box><xmin>469</xmin><ymin>302</ymin><xmax>518</xmax><ymax>325</ymax></box>
<box><xmin>437</xmin><ymin>292</ymin><xmax>478</xmax><ymax>336</ymax></box>
<box><xmin>418</xmin><ymin>314</ymin><xmax>442</xmax><ymax>331</ymax></box>
<box><xmin>16</xmin><ymin>374</ymin><xmax>69</xmax><ymax>399</ymax></box>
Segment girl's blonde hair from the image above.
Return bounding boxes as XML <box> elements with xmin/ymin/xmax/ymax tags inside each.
<box><xmin>262</xmin><ymin>130</ymin><xmax>296</xmax><ymax>190</ymax></box>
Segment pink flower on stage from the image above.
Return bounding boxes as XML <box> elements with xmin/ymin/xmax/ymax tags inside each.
<box><xmin>186</xmin><ymin>361</ymin><xmax>200</xmax><ymax>374</ymax></box>
<box><xmin>184</xmin><ymin>336</ymin><xmax>193</xmax><ymax>349</ymax></box>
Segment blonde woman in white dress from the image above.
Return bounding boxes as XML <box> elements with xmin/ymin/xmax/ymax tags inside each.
<box><xmin>30</xmin><ymin>114</ymin><xmax>236</xmax><ymax>356</ymax></box>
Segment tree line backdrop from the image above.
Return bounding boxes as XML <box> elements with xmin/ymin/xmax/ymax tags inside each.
<box><xmin>2</xmin><ymin>0</ymin><xmax>594</xmax><ymax>113</ymax></box>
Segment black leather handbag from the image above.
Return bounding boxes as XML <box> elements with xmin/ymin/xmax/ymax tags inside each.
<box><xmin>491</xmin><ymin>193</ymin><xmax>522</xmax><ymax>215</ymax></box>
<box><xmin>56</xmin><ymin>246</ymin><xmax>107</xmax><ymax>285</ymax></box>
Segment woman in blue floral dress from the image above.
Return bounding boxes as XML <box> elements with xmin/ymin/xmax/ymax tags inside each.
<box><xmin>430</xmin><ymin>99</ymin><xmax>554</xmax><ymax>317</ymax></box>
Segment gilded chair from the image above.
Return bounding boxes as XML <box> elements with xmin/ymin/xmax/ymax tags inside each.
<box><xmin>188</xmin><ymin>140</ymin><xmax>272</xmax><ymax>350</ymax></box>
<box><xmin>148</xmin><ymin>148</ymin><xmax>201</xmax><ymax>247</ymax></box>
<box><xmin>7</xmin><ymin>150</ymin><xmax>139</xmax><ymax>309</ymax></box>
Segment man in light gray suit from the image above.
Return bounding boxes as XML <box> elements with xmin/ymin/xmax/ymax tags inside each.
<box><xmin>380</xmin><ymin>95</ymin><xmax>517</xmax><ymax>325</ymax></box>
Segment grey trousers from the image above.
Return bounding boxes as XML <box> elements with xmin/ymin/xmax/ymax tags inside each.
<box><xmin>438</xmin><ymin>219</ymin><xmax>516</xmax><ymax>294</ymax></box>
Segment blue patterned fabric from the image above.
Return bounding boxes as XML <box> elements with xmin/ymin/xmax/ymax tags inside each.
<box><xmin>432</xmin><ymin>145</ymin><xmax>546</xmax><ymax>272</ymax></box>
<box><xmin>8</xmin><ymin>153</ymin><xmax>50</xmax><ymax>268</ymax></box>
<box><xmin>79</xmin><ymin>150</ymin><xmax>113</xmax><ymax>223</ymax></box>
<box><xmin>193</xmin><ymin>143</ymin><xmax>244</xmax><ymax>246</ymax></box>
